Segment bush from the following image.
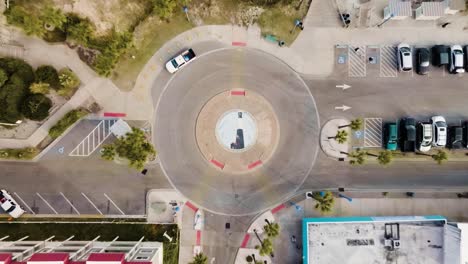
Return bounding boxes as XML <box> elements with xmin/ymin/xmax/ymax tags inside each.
<box><xmin>44</xmin><ymin>28</ymin><xmax>67</xmax><ymax>43</ymax></box>
<box><xmin>0</xmin><ymin>58</ymin><xmax>35</xmax><ymax>84</ymax></box>
<box><xmin>152</xmin><ymin>0</ymin><xmax>177</xmax><ymax>19</ymax></box>
<box><xmin>91</xmin><ymin>31</ymin><xmax>133</xmax><ymax>76</ymax></box>
<box><xmin>58</xmin><ymin>68</ymin><xmax>80</xmax><ymax>98</ymax></box>
<box><xmin>0</xmin><ymin>147</ymin><xmax>38</xmax><ymax>160</ymax></box>
<box><xmin>65</xmin><ymin>14</ymin><xmax>94</xmax><ymax>45</ymax></box>
<box><xmin>49</xmin><ymin>109</ymin><xmax>88</xmax><ymax>139</ymax></box>
<box><xmin>5</xmin><ymin>6</ymin><xmax>28</xmax><ymax>27</ymax></box>
<box><xmin>5</xmin><ymin>6</ymin><xmax>45</xmax><ymax>37</ymax></box>
<box><xmin>35</xmin><ymin>65</ymin><xmax>60</xmax><ymax>89</ymax></box>
<box><xmin>29</xmin><ymin>82</ymin><xmax>51</xmax><ymax>94</ymax></box>
<box><xmin>0</xmin><ymin>69</ymin><xmax>7</xmax><ymax>87</ymax></box>
<box><xmin>41</xmin><ymin>6</ymin><xmax>67</xmax><ymax>30</ymax></box>
<box><xmin>20</xmin><ymin>94</ymin><xmax>52</xmax><ymax>121</ymax></box>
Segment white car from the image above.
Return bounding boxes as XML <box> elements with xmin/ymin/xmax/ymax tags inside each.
<box><xmin>418</xmin><ymin>123</ymin><xmax>433</xmax><ymax>152</ymax></box>
<box><xmin>398</xmin><ymin>43</ymin><xmax>413</xmax><ymax>72</ymax></box>
<box><xmin>0</xmin><ymin>189</ymin><xmax>25</xmax><ymax>218</ymax></box>
<box><xmin>165</xmin><ymin>48</ymin><xmax>196</xmax><ymax>73</ymax></box>
<box><xmin>450</xmin><ymin>45</ymin><xmax>465</xmax><ymax>74</ymax></box>
<box><xmin>431</xmin><ymin>116</ymin><xmax>447</xmax><ymax>147</ymax></box>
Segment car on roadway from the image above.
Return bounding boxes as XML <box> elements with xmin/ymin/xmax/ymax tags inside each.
<box><xmin>385</xmin><ymin>122</ymin><xmax>398</xmax><ymax>151</ymax></box>
<box><xmin>397</xmin><ymin>43</ymin><xmax>413</xmax><ymax>72</ymax></box>
<box><xmin>449</xmin><ymin>45</ymin><xmax>465</xmax><ymax>74</ymax></box>
<box><xmin>418</xmin><ymin>123</ymin><xmax>433</xmax><ymax>152</ymax></box>
<box><xmin>431</xmin><ymin>116</ymin><xmax>447</xmax><ymax>147</ymax></box>
<box><xmin>165</xmin><ymin>48</ymin><xmax>196</xmax><ymax>73</ymax></box>
<box><xmin>416</xmin><ymin>48</ymin><xmax>430</xmax><ymax>75</ymax></box>
<box><xmin>448</xmin><ymin>126</ymin><xmax>464</xmax><ymax>149</ymax></box>
<box><xmin>0</xmin><ymin>189</ymin><xmax>25</xmax><ymax>218</ymax></box>
<box><xmin>432</xmin><ymin>45</ymin><xmax>449</xmax><ymax>67</ymax></box>
<box><xmin>401</xmin><ymin>117</ymin><xmax>416</xmax><ymax>152</ymax></box>
<box><xmin>464</xmin><ymin>122</ymin><xmax>468</xmax><ymax>148</ymax></box>
<box><xmin>464</xmin><ymin>45</ymin><xmax>468</xmax><ymax>71</ymax></box>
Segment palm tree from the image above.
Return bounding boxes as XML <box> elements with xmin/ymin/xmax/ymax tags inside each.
<box><xmin>339</xmin><ymin>118</ymin><xmax>363</xmax><ymax>131</ymax></box>
<box><xmin>348</xmin><ymin>150</ymin><xmax>367</xmax><ymax>165</ymax></box>
<box><xmin>432</xmin><ymin>150</ymin><xmax>448</xmax><ymax>164</ymax></box>
<box><xmin>311</xmin><ymin>191</ymin><xmax>335</xmax><ymax>213</ymax></box>
<box><xmin>329</xmin><ymin>130</ymin><xmax>348</xmax><ymax>144</ymax></box>
<box><xmin>263</xmin><ymin>221</ymin><xmax>280</xmax><ymax>238</ymax></box>
<box><xmin>189</xmin><ymin>253</ymin><xmax>208</xmax><ymax>264</ymax></box>
<box><xmin>255</xmin><ymin>237</ymin><xmax>274</xmax><ymax>257</ymax></box>
<box><xmin>377</xmin><ymin>150</ymin><xmax>393</xmax><ymax>165</ymax></box>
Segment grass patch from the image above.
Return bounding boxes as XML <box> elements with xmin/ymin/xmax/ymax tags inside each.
<box><xmin>111</xmin><ymin>12</ymin><xmax>193</xmax><ymax>91</ymax></box>
<box><xmin>48</xmin><ymin>108</ymin><xmax>88</xmax><ymax>139</ymax></box>
<box><xmin>257</xmin><ymin>1</ymin><xmax>309</xmax><ymax>45</ymax></box>
<box><xmin>0</xmin><ymin>147</ymin><xmax>38</xmax><ymax>160</ymax></box>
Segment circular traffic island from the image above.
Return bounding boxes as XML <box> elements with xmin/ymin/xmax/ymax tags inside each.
<box><xmin>154</xmin><ymin>48</ymin><xmax>320</xmax><ymax>215</ymax></box>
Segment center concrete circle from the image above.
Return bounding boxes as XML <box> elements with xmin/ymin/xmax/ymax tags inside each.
<box><xmin>215</xmin><ymin>109</ymin><xmax>257</xmax><ymax>152</ymax></box>
<box><xmin>154</xmin><ymin>48</ymin><xmax>320</xmax><ymax>216</ymax></box>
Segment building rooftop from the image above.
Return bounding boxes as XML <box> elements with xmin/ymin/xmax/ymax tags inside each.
<box><xmin>303</xmin><ymin>216</ymin><xmax>461</xmax><ymax>264</ymax></box>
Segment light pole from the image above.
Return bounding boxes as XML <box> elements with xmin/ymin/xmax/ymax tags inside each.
<box><xmin>182</xmin><ymin>6</ymin><xmax>190</xmax><ymax>22</ymax></box>
<box><xmin>377</xmin><ymin>13</ymin><xmax>394</xmax><ymax>28</ymax></box>
<box><xmin>290</xmin><ymin>19</ymin><xmax>302</xmax><ymax>34</ymax></box>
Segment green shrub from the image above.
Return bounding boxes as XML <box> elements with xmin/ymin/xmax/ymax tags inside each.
<box><xmin>0</xmin><ymin>69</ymin><xmax>7</xmax><ymax>87</ymax></box>
<box><xmin>91</xmin><ymin>31</ymin><xmax>133</xmax><ymax>76</ymax></box>
<box><xmin>29</xmin><ymin>82</ymin><xmax>51</xmax><ymax>94</ymax></box>
<box><xmin>0</xmin><ymin>57</ymin><xmax>35</xmax><ymax>84</ymax></box>
<box><xmin>35</xmin><ymin>65</ymin><xmax>60</xmax><ymax>89</ymax></box>
<box><xmin>0</xmin><ymin>147</ymin><xmax>38</xmax><ymax>160</ymax></box>
<box><xmin>21</xmin><ymin>94</ymin><xmax>52</xmax><ymax>121</ymax></box>
<box><xmin>49</xmin><ymin>109</ymin><xmax>88</xmax><ymax>139</ymax></box>
<box><xmin>44</xmin><ymin>28</ymin><xmax>67</xmax><ymax>43</ymax></box>
<box><xmin>152</xmin><ymin>0</ymin><xmax>177</xmax><ymax>19</ymax></box>
<box><xmin>58</xmin><ymin>68</ymin><xmax>80</xmax><ymax>98</ymax></box>
<box><xmin>65</xmin><ymin>13</ymin><xmax>94</xmax><ymax>45</ymax></box>
<box><xmin>41</xmin><ymin>6</ymin><xmax>67</xmax><ymax>30</ymax></box>
<box><xmin>5</xmin><ymin>6</ymin><xmax>29</xmax><ymax>27</ymax></box>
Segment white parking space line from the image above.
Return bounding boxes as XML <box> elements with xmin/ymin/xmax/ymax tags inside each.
<box><xmin>69</xmin><ymin>119</ymin><xmax>117</xmax><ymax>157</ymax></box>
<box><xmin>104</xmin><ymin>193</ymin><xmax>125</xmax><ymax>215</ymax></box>
<box><xmin>81</xmin><ymin>193</ymin><xmax>103</xmax><ymax>215</ymax></box>
<box><xmin>60</xmin><ymin>192</ymin><xmax>80</xmax><ymax>215</ymax></box>
<box><xmin>36</xmin><ymin>193</ymin><xmax>58</xmax><ymax>214</ymax></box>
<box><xmin>348</xmin><ymin>46</ymin><xmax>367</xmax><ymax>77</ymax></box>
<box><xmin>364</xmin><ymin>118</ymin><xmax>383</xmax><ymax>148</ymax></box>
<box><xmin>13</xmin><ymin>192</ymin><xmax>35</xmax><ymax>215</ymax></box>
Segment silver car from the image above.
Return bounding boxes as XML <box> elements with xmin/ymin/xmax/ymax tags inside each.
<box><xmin>398</xmin><ymin>43</ymin><xmax>413</xmax><ymax>72</ymax></box>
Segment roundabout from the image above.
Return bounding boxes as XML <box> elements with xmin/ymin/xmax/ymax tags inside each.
<box><xmin>154</xmin><ymin>48</ymin><xmax>320</xmax><ymax>215</ymax></box>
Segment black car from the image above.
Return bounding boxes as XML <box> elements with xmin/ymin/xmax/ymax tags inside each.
<box><xmin>417</xmin><ymin>48</ymin><xmax>430</xmax><ymax>75</ymax></box>
<box><xmin>449</xmin><ymin>126</ymin><xmax>464</xmax><ymax>149</ymax></box>
<box><xmin>401</xmin><ymin>118</ymin><xmax>416</xmax><ymax>152</ymax></box>
<box><xmin>432</xmin><ymin>45</ymin><xmax>450</xmax><ymax>67</ymax></box>
<box><xmin>464</xmin><ymin>46</ymin><xmax>468</xmax><ymax>71</ymax></box>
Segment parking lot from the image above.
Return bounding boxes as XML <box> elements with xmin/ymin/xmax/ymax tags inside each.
<box><xmin>334</xmin><ymin>44</ymin><xmax>467</xmax><ymax>79</ymax></box>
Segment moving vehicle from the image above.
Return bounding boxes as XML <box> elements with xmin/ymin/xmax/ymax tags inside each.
<box><xmin>431</xmin><ymin>116</ymin><xmax>447</xmax><ymax>147</ymax></box>
<box><xmin>464</xmin><ymin>122</ymin><xmax>468</xmax><ymax>148</ymax></box>
<box><xmin>401</xmin><ymin>118</ymin><xmax>416</xmax><ymax>152</ymax></box>
<box><xmin>432</xmin><ymin>45</ymin><xmax>450</xmax><ymax>67</ymax></box>
<box><xmin>0</xmin><ymin>189</ymin><xmax>25</xmax><ymax>218</ymax></box>
<box><xmin>450</xmin><ymin>45</ymin><xmax>465</xmax><ymax>74</ymax></box>
<box><xmin>397</xmin><ymin>43</ymin><xmax>413</xmax><ymax>72</ymax></box>
<box><xmin>464</xmin><ymin>45</ymin><xmax>468</xmax><ymax>71</ymax></box>
<box><xmin>449</xmin><ymin>126</ymin><xmax>464</xmax><ymax>149</ymax></box>
<box><xmin>165</xmin><ymin>48</ymin><xmax>196</xmax><ymax>73</ymax></box>
<box><xmin>385</xmin><ymin>123</ymin><xmax>398</xmax><ymax>151</ymax></box>
<box><xmin>416</xmin><ymin>48</ymin><xmax>430</xmax><ymax>75</ymax></box>
<box><xmin>418</xmin><ymin>123</ymin><xmax>432</xmax><ymax>152</ymax></box>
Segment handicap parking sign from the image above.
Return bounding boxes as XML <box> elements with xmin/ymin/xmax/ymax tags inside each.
<box><xmin>354</xmin><ymin>130</ymin><xmax>362</xmax><ymax>139</ymax></box>
<box><xmin>338</xmin><ymin>55</ymin><xmax>346</xmax><ymax>64</ymax></box>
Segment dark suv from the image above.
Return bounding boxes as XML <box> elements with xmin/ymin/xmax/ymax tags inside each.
<box><xmin>401</xmin><ymin>118</ymin><xmax>416</xmax><ymax>152</ymax></box>
<box><xmin>449</xmin><ymin>126</ymin><xmax>464</xmax><ymax>149</ymax></box>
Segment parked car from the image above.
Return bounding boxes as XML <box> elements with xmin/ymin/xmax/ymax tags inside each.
<box><xmin>418</xmin><ymin>122</ymin><xmax>433</xmax><ymax>152</ymax></box>
<box><xmin>432</xmin><ymin>45</ymin><xmax>450</xmax><ymax>67</ymax></box>
<box><xmin>431</xmin><ymin>116</ymin><xmax>447</xmax><ymax>147</ymax></box>
<box><xmin>385</xmin><ymin>122</ymin><xmax>398</xmax><ymax>151</ymax></box>
<box><xmin>463</xmin><ymin>122</ymin><xmax>468</xmax><ymax>148</ymax></box>
<box><xmin>464</xmin><ymin>45</ymin><xmax>468</xmax><ymax>71</ymax></box>
<box><xmin>449</xmin><ymin>45</ymin><xmax>465</xmax><ymax>74</ymax></box>
<box><xmin>416</xmin><ymin>48</ymin><xmax>430</xmax><ymax>75</ymax></box>
<box><xmin>401</xmin><ymin>118</ymin><xmax>416</xmax><ymax>152</ymax></box>
<box><xmin>449</xmin><ymin>126</ymin><xmax>464</xmax><ymax>149</ymax></box>
<box><xmin>165</xmin><ymin>48</ymin><xmax>196</xmax><ymax>73</ymax></box>
<box><xmin>0</xmin><ymin>189</ymin><xmax>25</xmax><ymax>218</ymax></box>
<box><xmin>397</xmin><ymin>43</ymin><xmax>413</xmax><ymax>72</ymax></box>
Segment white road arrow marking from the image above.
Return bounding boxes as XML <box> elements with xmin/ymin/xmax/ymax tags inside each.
<box><xmin>336</xmin><ymin>84</ymin><xmax>351</xmax><ymax>90</ymax></box>
<box><xmin>335</xmin><ymin>105</ymin><xmax>351</xmax><ymax>111</ymax></box>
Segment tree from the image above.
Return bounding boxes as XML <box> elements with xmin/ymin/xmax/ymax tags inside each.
<box><xmin>101</xmin><ymin>144</ymin><xmax>116</xmax><ymax>161</ymax></box>
<box><xmin>377</xmin><ymin>150</ymin><xmax>393</xmax><ymax>165</ymax></box>
<box><xmin>311</xmin><ymin>191</ymin><xmax>334</xmax><ymax>213</ymax></box>
<box><xmin>432</xmin><ymin>150</ymin><xmax>448</xmax><ymax>165</ymax></box>
<box><xmin>152</xmin><ymin>0</ymin><xmax>177</xmax><ymax>19</ymax></box>
<box><xmin>41</xmin><ymin>6</ymin><xmax>67</xmax><ymax>30</ymax></box>
<box><xmin>102</xmin><ymin>127</ymin><xmax>156</xmax><ymax>170</ymax></box>
<box><xmin>339</xmin><ymin>118</ymin><xmax>363</xmax><ymax>131</ymax></box>
<box><xmin>263</xmin><ymin>221</ymin><xmax>280</xmax><ymax>238</ymax></box>
<box><xmin>329</xmin><ymin>129</ymin><xmax>348</xmax><ymax>144</ymax></box>
<box><xmin>0</xmin><ymin>69</ymin><xmax>7</xmax><ymax>87</ymax></box>
<box><xmin>23</xmin><ymin>15</ymin><xmax>46</xmax><ymax>37</ymax></box>
<box><xmin>35</xmin><ymin>65</ymin><xmax>60</xmax><ymax>89</ymax></box>
<box><xmin>29</xmin><ymin>82</ymin><xmax>50</xmax><ymax>94</ymax></box>
<box><xmin>348</xmin><ymin>150</ymin><xmax>368</xmax><ymax>165</ymax></box>
<box><xmin>20</xmin><ymin>94</ymin><xmax>52</xmax><ymax>121</ymax></box>
<box><xmin>255</xmin><ymin>237</ymin><xmax>274</xmax><ymax>257</ymax></box>
<box><xmin>189</xmin><ymin>253</ymin><xmax>208</xmax><ymax>264</ymax></box>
